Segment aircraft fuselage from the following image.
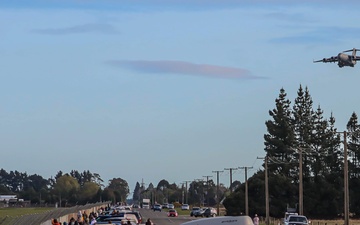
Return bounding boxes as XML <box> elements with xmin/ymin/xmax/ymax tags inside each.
<box><xmin>337</xmin><ymin>53</ymin><xmax>355</xmax><ymax>67</ymax></box>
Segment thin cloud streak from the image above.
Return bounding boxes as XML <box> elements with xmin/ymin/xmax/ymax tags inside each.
<box><xmin>107</xmin><ymin>60</ymin><xmax>262</xmax><ymax>79</ymax></box>
<box><xmin>31</xmin><ymin>23</ymin><xmax>119</xmax><ymax>35</ymax></box>
<box><xmin>269</xmin><ymin>26</ymin><xmax>360</xmax><ymax>45</ymax></box>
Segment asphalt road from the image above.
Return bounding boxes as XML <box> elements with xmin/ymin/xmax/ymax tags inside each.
<box><xmin>137</xmin><ymin>208</ymin><xmax>195</xmax><ymax>225</ymax></box>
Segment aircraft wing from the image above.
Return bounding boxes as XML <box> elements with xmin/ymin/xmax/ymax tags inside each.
<box><xmin>313</xmin><ymin>56</ymin><xmax>338</xmax><ymax>63</ymax></box>
<box><xmin>355</xmin><ymin>56</ymin><xmax>360</xmax><ymax>61</ymax></box>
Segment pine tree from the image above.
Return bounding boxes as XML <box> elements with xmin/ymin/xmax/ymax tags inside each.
<box><xmin>347</xmin><ymin>112</ymin><xmax>360</xmax><ymax>178</ymax></box>
<box><xmin>133</xmin><ymin>182</ymin><xmax>141</xmax><ymax>202</ymax></box>
<box><xmin>292</xmin><ymin>85</ymin><xmax>315</xmax><ymax>179</ymax></box>
<box><xmin>264</xmin><ymin>87</ymin><xmax>295</xmax><ymax>177</ymax></box>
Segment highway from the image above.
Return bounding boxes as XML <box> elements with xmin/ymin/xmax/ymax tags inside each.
<box><xmin>137</xmin><ymin>208</ymin><xmax>195</xmax><ymax>225</ymax></box>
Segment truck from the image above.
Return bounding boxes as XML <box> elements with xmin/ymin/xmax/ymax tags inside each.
<box><xmin>142</xmin><ymin>198</ymin><xmax>150</xmax><ymax>209</ymax></box>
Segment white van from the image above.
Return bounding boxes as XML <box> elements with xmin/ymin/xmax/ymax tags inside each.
<box><xmin>181</xmin><ymin>216</ymin><xmax>254</xmax><ymax>225</ymax></box>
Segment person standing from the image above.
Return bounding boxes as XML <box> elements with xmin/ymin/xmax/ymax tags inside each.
<box><xmin>145</xmin><ymin>218</ymin><xmax>152</xmax><ymax>225</ymax></box>
<box><xmin>253</xmin><ymin>214</ymin><xmax>259</xmax><ymax>225</ymax></box>
<box><xmin>52</xmin><ymin>219</ymin><xmax>61</xmax><ymax>225</ymax></box>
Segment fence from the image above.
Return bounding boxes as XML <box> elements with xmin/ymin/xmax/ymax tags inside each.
<box><xmin>0</xmin><ymin>201</ymin><xmax>111</xmax><ymax>225</ymax></box>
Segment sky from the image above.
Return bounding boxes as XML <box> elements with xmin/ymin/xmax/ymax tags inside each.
<box><xmin>2</xmin><ymin>0</ymin><xmax>360</xmax><ymax>193</ymax></box>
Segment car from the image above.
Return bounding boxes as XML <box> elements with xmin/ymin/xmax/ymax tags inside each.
<box><xmin>167</xmin><ymin>209</ymin><xmax>178</xmax><ymax>217</ymax></box>
<box><xmin>153</xmin><ymin>204</ymin><xmax>162</xmax><ymax>212</ymax></box>
<box><xmin>162</xmin><ymin>203</ymin><xmax>169</xmax><ymax>209</ymax></box>
<box><xmin>190</xmin><ymin>207</ymin><xmax>201</xmax><ymax>217</ymax></box>
<box><xmin>181</xmin><ymin>204</ymin><xmax>190</xmax><ymax>210</ymax></box>
<box><xmin>133</xmin><ymin>204</ymin><xmax>140</xmax><ymax>209</ymax></box>
<box><xmin>202</xmin><ymin>207</ymin><xmax>217</xmax><ymax>217</ymax></box>
<box><xmin>168</xmin><ymin>204</ymin><xmax>175</xmax><ymax>209</ymax></box>
<box><xmin>193</xmin><ymin>207</ymin><xmax>206</xmax><ymax>217</ymax></box>
<box><xmin>96</xmin><ymin>215</ymin><xmax>138</xmax><ymax>225</ymax></box>
<box><xmin>126</xmin><ymin>211</ymin><xmax>142</xmax><ymax>224</ymax></box>
<box><xmin>285</xmin><ymin>215</ymin><xmax>309</xmax><ymax>225</ymax></box>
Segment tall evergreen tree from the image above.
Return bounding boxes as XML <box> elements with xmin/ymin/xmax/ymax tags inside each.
<box><xmin>292</xmin><ymin>85</ymin><xmax>315</xmax><ymax>179</ymax></box>
<box><xmin>264</xmin><ymin>87</ymin><xmax>295</xmax><ymax>176</ymax></box>
<box><xmin>133</xmin><ymin>182</ymin><xmax>141</xmax><ymax>202</ymax></box>
<box><xmin>347</xmin><ymin>112</ymin><xmax>360</xmax><ymax>178</ymax></box>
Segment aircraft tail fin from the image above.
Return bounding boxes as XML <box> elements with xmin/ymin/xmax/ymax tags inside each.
<box><xmin>343</xmin><ymin>48</ymin><xmax>360</xmax><ymax>64</ymax></box>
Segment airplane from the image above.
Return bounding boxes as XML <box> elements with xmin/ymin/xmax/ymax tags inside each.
<box><xmin>313</xmin><ymin>48</ymin><xmax>360</xmax><ymax>68</ymax></box>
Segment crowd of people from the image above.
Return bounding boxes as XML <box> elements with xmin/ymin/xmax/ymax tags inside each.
<box><xmin>51</xmin><ymin>208</ymin><xmax>105</xmax><ymax>225</ymax></box>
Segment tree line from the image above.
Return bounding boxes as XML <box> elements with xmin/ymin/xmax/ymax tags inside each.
<box><xmin>224</xmin><ymin>85</ymin><xmax>360</xmax><ymax>219</ymax></box>
<box><xmin>0</xmin><ymin>169</ymin><xmax>129</xmax><ymax>206</ymax></box>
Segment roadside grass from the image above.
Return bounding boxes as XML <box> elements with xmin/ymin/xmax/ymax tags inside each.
<box><xmin>0</xmin><ymin>207</ymin><xmax>53</xmax><ymax>217</ymax></box>
<box><xmin>175</xmin><ymin>208</ymin><xmax>191</xmax><ymax>216</ymax></box>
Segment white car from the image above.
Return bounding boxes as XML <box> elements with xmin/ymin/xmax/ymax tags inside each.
<box><xmin>181</xmin><ymin>204</ymin><xmax>190</xmax><ymax>210</ymax></box>
<box><xmin>168</xmin><ymin>204</ymin><xmax>175</xmax><ymax>209</ymax></box>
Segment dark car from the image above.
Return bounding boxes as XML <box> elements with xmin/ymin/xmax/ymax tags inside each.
<box><xmin>193</xmin><ymin>208</ymin><xmax>206</xmax><ymax>217</ymax></box>
<box><xmin>153</xmin><ymin>204</ymin><xmax>162</xmax><ymax>212</ymax></box>
<box><xmin>190</xmin><ymin>207</ymin><xmax>201</xmax><ymax>217</ymax></box>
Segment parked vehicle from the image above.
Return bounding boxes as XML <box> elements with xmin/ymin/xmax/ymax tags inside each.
<box><xmin>126</xmin><ymin>211</ymin><xmax>143</xmax><ymax>224</ymax></box>
<box><xmin>181</xmin><ymin>204</ymin><xmax>190</xmax><ymax>210</ymax></box>
<box><xmin>284</xmin><ymin>215</ymin><xmax>309</xmax><ymax>225</ymax></box>
<box><xmin>202</xmin><ymin>207</ymin><xmax>217</xmax><ymax>217</ymax></box>
<box><xmin>193</xmin><ymin>208</ymin><xmax>206</xmax><ymax>217</ymax></box>
<box><xmin>181</xmin><ymin>216</ymin><xmax>253</xmax><ymax>225</ymax></box>
<box><xmin>190</xmin><ymin>207</ymin><xmax>201</xmax><ymax>217</ymax></box>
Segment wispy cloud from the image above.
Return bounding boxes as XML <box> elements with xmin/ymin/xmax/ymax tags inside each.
<box><xmin>31</xmin><ymin>23</ymin><xmax>118</xmax><ymax>35</ymax></box>
<box><xmin>269</xmin><ymin>26</ymin><xmax>360</xmax><ymax>45</ymax></box>
<box><xmin>106</xmin><ymin>60</ymin><xmax>262</xmax><ymax>79</ymax></box>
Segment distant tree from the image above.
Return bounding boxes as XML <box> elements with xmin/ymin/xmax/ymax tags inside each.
<box><xmin>108</xmin><ymin>178</ymin><xmax>129</xmax><ymax>203</ymax></box>
<box><xmin>157</xmin><ymin>179</ymin><xmax>170</xmax><ymax>191</ymax></box>
<box><xmin>133</xmin><ymin>182</ymin><xmax>141</xmax><ymax>202</ymax></box>
<box><xmin>101</xmin><ymin>187</ymin><xmax>115</xmax><ymax>202</ymax></box>
<box><xmin>53</xmin><ymin>174</ymin><xmax>80</xmax><ymax>206</ymax></box>
<box><xmin>78</xmin><ymin>182</ymin><xmax>100</xmax><ymax>204</ymax></box>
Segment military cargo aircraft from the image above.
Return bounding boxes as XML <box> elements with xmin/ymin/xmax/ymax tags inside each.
<box><xmin>314</xmin><ymin>48</ymin><xmax>360</xmax><ymax>68</ymax></box>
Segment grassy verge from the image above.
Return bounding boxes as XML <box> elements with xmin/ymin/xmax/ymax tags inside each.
<box><xmin>0</xmin><ymin>207</ymin><xmax>53</xmax><ymax>217</ymax></box>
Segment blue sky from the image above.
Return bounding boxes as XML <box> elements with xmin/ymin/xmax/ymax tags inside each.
<box><xmin>1</xmin><ymin>0</ymin><xmax>360</xmax><ymax>193</ymax></box>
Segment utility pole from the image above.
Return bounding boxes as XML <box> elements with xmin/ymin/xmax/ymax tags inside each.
<box><xmin>224</xmin><ymin>167</ymin><xmax>238</xmax><ymax>193</ymax></box>
<box><xmin>257</xmin><ymin>156</ymin><xmax>269</xmax><ymax>225</ymax></box>
<box><xmin>212</xmin><ymin>170</ymin><xmax>223</xmax><ymax>215</ymax></box>
<box><xmin>344</xmin><ymin>131</ymin><xmax>349</xmax><ymax>225</ymax></box>
<box><xmin>299</xmin><ymin>148</ymin><xmax>303</xmax><ymax>215</ymax></box>
<box><xmin>184</xmin><ymin>180</ymin><xmax>192</xmax><ymax>204</ymax></box>
<box><xmin>337</xmin><ymin>131</ymin><xmax>349</xmax><ymax>225</ymax></box>
<box><xmin>180</xmin><ymin>182</ymin><xmax>185</xmax><ymax>204</ymax></box>
<box><xmin>195</xmin><ymin>179</ymin><xmax>204</xmax><ymax>206</ymax></box>
<box><xmin>239</xmin><ymin>166</ymin><xmax>253</xmax><ymax>215</ymax></box>
<box><xmin>203</xmin><ymin>175</ymin><xmax>213</xmax><ymax>206</ymax></box>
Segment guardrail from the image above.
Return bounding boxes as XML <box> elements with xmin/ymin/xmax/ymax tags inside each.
<box><xmin>0</xmin><ymin>201</ymin><xmax>111</xmax><ymax>225</ymax></box>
